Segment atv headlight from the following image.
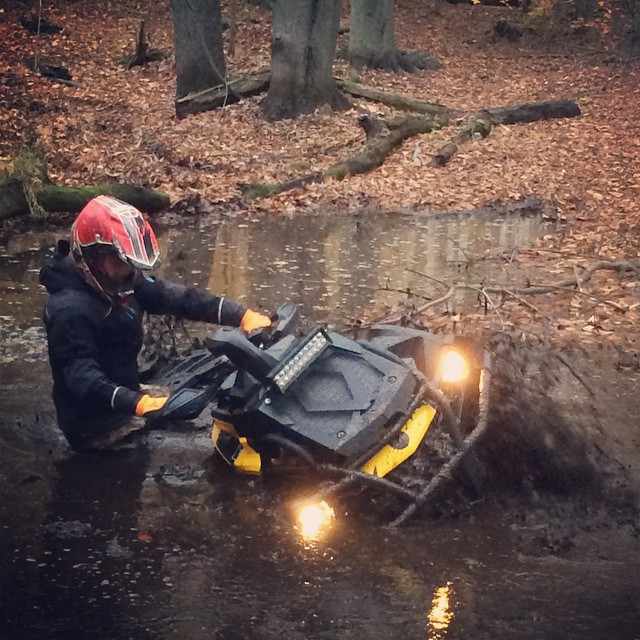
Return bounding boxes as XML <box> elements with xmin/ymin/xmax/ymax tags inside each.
<box><xmin>439</xmin><ymin>348</ymin><xmax>469</xmax><ymax>383</ymax></box>
<box><xmin>271</xmin><ymin>328</ymin><xmax>332</xmax><ymax>393</ymax></box>
<box><xmin>295</xmin><ymin>500</ymin><xmax>335</xmax><ymax>541</ymax></box>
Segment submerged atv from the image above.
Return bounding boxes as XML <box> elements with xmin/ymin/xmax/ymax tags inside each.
<box><xmin>151</xmin><ymin>303</ymin><xmax>490</xmax><ymax>529</ymax></box>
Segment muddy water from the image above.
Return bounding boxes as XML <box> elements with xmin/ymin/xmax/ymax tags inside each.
<box><xmin>0</xmin><ymin>210</ymin><xmax>543</xmax><ymax>361</ymax></box>
<box><xmin>1</xmin><ymin>211</ymin><xmax>638</xmax><ymax>639</ymax></box>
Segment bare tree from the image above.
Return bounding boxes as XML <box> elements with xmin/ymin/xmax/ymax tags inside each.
<box><xmin>262</xmin><ymin>0</ymin><xmax>350</xmax><ymax>121</ymax></box>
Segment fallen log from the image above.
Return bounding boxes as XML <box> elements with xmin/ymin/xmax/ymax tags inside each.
<box><xmin>174</xmin><ymin>70</ymin><xmax>453</xmax><ymax>122</ymax></box>
<box><xmin>433</xmin><ymin>99</ymin><xmax>581</xmax><ymax>166</ymax></box>
<box><xmin>0</xmin><ymin>179</ymin><xmax>170</xmax><ymax>220</ymax></box>
<box><xmin>175</xmin><ymin>68</ymin><xmax>270</xmax><ymax>118</ymax></box>
<box><xmin>334</xmin><ymin>77</ymin><xmax>453</xmax><ymax>121</ymax></box>
<box><xmin>239</xmin><ymin>113</ymin><xmax>441</xmax><ymax>198</ymax></box>
<box><xmin>433</xmin><ymin>110</ymin><xmax>492</xmax><ymax>166</ymax></box>
<box><xmin>486</xmin><ymin>99</ymin><xmax>581</xmax><ymax>125</ymax></box>
<box><xmin>328</xmin><ymin>114</ymin><xmax>440</xmax><ymax>179</ymax></box>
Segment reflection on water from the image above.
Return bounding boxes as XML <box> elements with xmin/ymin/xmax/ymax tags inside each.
<box><xmin>169</xmin><ymin>211</ymin><xmax>544</xmax><ymax>326</ymax></box>
<box><xmin>294</xmin><ymin>499</ymin><xmax>337</xmax><ymax>545</ymax></box>
<box><xmin>428</xmin><ymin>582</ymin><xmax>454</xmax><ymax>638</ymax></box>
<box><xmin>0</xmin><ymin>211</ymin><xmax>544</xmax><ymax>361</ymax></box>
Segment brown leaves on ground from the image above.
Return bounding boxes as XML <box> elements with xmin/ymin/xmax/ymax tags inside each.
<box><xmin>0</xmin><ymin>0</ymin><xmax>638</xmax><ymax>348</ymax></box>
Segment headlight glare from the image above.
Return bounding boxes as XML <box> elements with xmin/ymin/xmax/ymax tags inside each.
<box><xmin>295</xmin><ymin>500</ymin><xmax>335</xmax><ymax>540</ymax></box>
<box><xmin>440</xmin><ymin>349</ymin><xmax>469</xmax><ymax>383</ymax></box>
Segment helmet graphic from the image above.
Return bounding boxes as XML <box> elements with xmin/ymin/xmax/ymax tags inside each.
<box><xmin>71</xmin><ymin>196</ymin><xmax>160</xmax><ymax>270</ymax></box>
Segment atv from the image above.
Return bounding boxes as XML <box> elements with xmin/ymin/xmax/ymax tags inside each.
<box><xmin>151</xmin><ymin>303</ymin><xmax>491</xmax><ymax>532</ymax></box>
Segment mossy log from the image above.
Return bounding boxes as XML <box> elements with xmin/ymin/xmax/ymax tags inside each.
<box><xmin>327</xmin><ymin>114</ymin><xmax>440</xmax><ymax>180</ymax></box>
<box><xmin>0</xmin><ymin>179</ymin><xmax>170</xmax><ymax>220</ymax></box>
<box><xmin>239</xmin><ymin>113</ymin><xmax>441</xmax><ymax>199</ymax></box>
<box><xmin>433</xmin><ymin>111</ymin><xmax>492</xmax><ymax>167</ymax></box>
<box><xmin>175</xmin><ymin>68</ymin><xmax>271</xmax><ymax>118</ymax></box>
<box><xmin>175</xmin><ymin>70</ymin><xmax>453</xmax><ymax>122</ymax></box>
<box><xmin>334</xmin><ymin>77</ymin><xmax>453</xmax><ymax>121</ymax></box>
<box><xmin>433</xmin><ymin>99</ymin><xmax>581</xmax><ymax>167</ymax></box>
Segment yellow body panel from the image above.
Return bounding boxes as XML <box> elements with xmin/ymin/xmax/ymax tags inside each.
<box><xmin>212</xmin><ymin>404</ymin><xmax>435</xmax><ymax>477</ymax></box>
<box><xmin>360</xmin><ymin>404</ymin><xmax>436</xmax><ymax>478</ymax></box>
<box><xmin>212</xmin><ymin>420</ymin><xmax>262</xmax><ymax>474</ymax></box>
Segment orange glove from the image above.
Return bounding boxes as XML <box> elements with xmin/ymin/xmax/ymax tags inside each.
<box><xmin>240</xmin><ymin>309</ymin><xmax>272</xmax><ymax>333</ymax></box>
<box><xmin>135</xmin><ymin>394</ymin><xmax>169</xmax><ymax>417</ymax></box>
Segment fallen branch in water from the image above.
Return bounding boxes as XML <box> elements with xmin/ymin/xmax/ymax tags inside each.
<box><xmin>381</xmin><ymin>260</ymin><xmax>640</xmax><ymax>325</ymax></box>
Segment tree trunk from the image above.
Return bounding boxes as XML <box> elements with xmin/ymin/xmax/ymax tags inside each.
<box><xmin>633</xmin><ymin>5</ymin><xmax>640</xmax><ymax>53</ymax></box>
<box><xmin>349</xmin><ymin>0</ymin><xmax>396</xmax><ymax>69</ymax></box>
<box><xmin>262</xmin><ymin>0</ymin><xmax>350</xmax><ymax>121</ymax></box>
<box><xmin>348</xmin><ymin>0</ymin><xmax>439</xmax><ymax>72</ymax></box>
<box><xmin>0</xmin><ymin>179</ymin><xmax>170</xmax><ymax>220</ymax></box>
<box><xmin>171</xmin><ymin>0</ymin><xmax>226</xmax><ymax>100</ymax></box>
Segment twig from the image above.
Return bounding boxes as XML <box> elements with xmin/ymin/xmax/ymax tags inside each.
<box><xmin>378</xmin><ymin>260</ymin><xmax>639</xmax><ymax>325</ymax></box>
<box><xmin>554</xmin><ymin>353</ymin><xmax>596</xmax><ymax>398</ymax></box>
<box><xmin>388</xmin><ymin>356</ymin><xmax>492</xmax><ymax>527</ymax></box>
<box><xmin>405</xmin><ymin>267</ymin><xmax>449</xmax><ymax>292</ymax></box>
<box><xmin>543</xmin><ymin>285</ymin><xmax>628</xmax><ymax>313</ymax></box>
<box><xmin>573</xmin><ymin>264</ymin><xmax>584</xmax><ymax>292</ymax></box>
<box><xmin>503</xmin><ymin>288</ymin><xmax>555</xmax><ymax>322</ymax></box>
<box><xmin>374</xmin><ymin>284</ymin><xmax>432</xmax><ymax>302</ymax></box>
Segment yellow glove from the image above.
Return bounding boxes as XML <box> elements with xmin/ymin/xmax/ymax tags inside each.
<box><xmin>240</xmin><ymin>309</ymin><xmax>272</xmax><ymax>333</ymax></box>
<box><xmin>135</xmin><ymin>394</ymin><xmax>169</xmax><ymax>417</ymax></box>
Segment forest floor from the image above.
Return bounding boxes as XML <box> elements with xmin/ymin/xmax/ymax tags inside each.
<box><xmin>1</xmin><ymin>0</ymin><xmax>639</xmax><ymax>352</ymax></box>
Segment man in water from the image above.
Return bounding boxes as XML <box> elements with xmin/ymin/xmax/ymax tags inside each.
<box><xmin>39</xmin><ymin>196</ymin><xmax>271</xmax><ymax>451</ymax></box>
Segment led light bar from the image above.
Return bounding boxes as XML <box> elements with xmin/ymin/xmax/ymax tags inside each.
<box><xmin>270</xmin><ymin>328</ymin><xmax>332</xmax><ymax>393</ymax></box>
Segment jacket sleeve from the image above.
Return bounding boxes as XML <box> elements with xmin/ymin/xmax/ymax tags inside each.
<box><xmin>47</xmin><ymin>309</ymin><xmax>141</xmax><ymax>414</ymax></box>
<box><xmin>134</xmin><ymin>274</ymin><xmax>248</xmax><ymax>326</ymax></box>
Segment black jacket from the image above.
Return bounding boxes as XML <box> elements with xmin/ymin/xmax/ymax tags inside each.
<box><xmin>39</xmin><ymin>246</ymin><xmax>247</xmax><ymax>449</ymax></box>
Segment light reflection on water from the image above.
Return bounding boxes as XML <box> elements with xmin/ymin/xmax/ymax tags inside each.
<box><xmin>0</xmin><ymin>210</ymin><xmax>544</xmax><ymax>361</ymax></box>
<box><xmin>428</xmin><ymin>581</ymin><xmax>455</xmax><ymax>638</ymax></box>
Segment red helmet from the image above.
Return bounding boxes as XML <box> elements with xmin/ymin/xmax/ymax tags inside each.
<box><xmin>71</xmin><ymin>196</ymin><xmax>160</xmax><ymax>270</ymax></box>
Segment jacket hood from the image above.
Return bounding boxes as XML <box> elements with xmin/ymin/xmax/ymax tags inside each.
<box><xmin>39</xmin><ymin>242</ymin><xmax>85</xmax><ymax>294</ymax></box>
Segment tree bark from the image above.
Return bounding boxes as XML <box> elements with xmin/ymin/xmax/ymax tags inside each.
<box><xmin>349</xmin><ymin>0</ymin><xmax>439</xmax><ymax>72</ymax></box>
<box><xmin>262</xmin><ymin>0</ymin><xmax>350</xmax><ymax>121</ymax></box>
<box><xmin>349</xmin><ymin>0</ymin><xmax>397</xmax><ymax>69</ymax></box>
<box><xmin>171</xmin><ymin>0</ymin><xmax>226</xmax><ymax>100</ymax></box>
<box><xmin>0</xmin><ymin>180</ymin><xmax>170</xmax><ymax>220</ymax></box>
<box><xmin>631</xmin><ymin>5</ymin><xmax>640</xmax><ymax>52</ymax></box>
